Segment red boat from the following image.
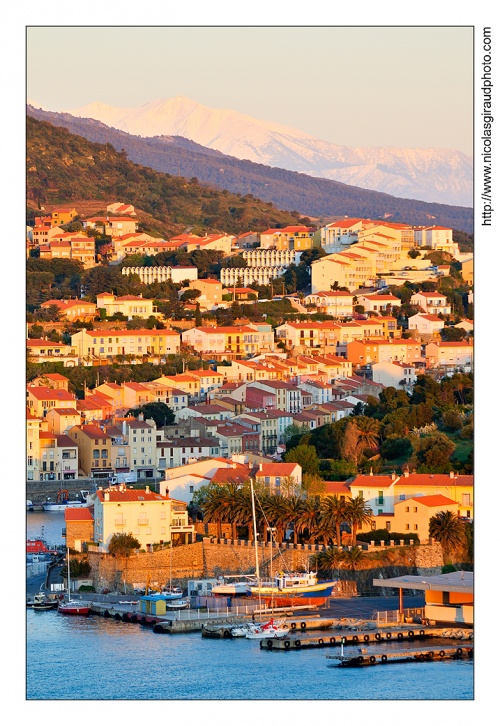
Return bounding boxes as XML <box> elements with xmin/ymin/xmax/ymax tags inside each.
<box><xmin>58</xmin><ymin>600</ymin><xmax>90</xmax><ymax>616</ymax></box>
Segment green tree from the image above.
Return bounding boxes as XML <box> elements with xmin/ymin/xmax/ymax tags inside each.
<box><xmin>108</xmin><ymin>533</ymin><xmax>141</xmax><ymax>557</ymax></box>
<box><xmin>283</xmin><ymin>444</ymin><xmax>320</xmax><ymax>476</ymax></box>
<box><xmin>429</xmin><ymin>510</ymin><xmax>466</xmax><ymax>564</ymax></box>
<box><xmin>126</xmin><ymin>401</ymin><xmax>175</xmax><ymax>427</ymax></box>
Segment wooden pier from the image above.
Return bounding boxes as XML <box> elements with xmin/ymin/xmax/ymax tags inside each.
<box><xmin>327</xmin><ymin>646</ymin><xmax>473</xmax><ymax>667</ymax></box>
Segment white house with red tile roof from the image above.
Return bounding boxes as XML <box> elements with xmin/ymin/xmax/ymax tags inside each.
<box><xmin>410</xmin><ymin>292</ymin><xmax>451</xmax><ymax>316</ymax></box>
<box><xmin>96</xmin><ymin>292</ymin><xmax>156</xmax><ymax>319</ymax></box>
<box><xmin>255</xmin><ymin>461</ymin><xmax>302</xmax><ymax>493</ymax></box>
<box><xmin>319</xmin><ymin>218</ymin><xmax>370</xmax><ymax>253</ymax></box>
<box><xmin>304</xmin><ymin>290</ymin><xmax>355</xmax><ymax>318</ymax></box>
<box><xmin>408</xmin><ymin>313</ymin><xmax>445</xmax><ymax>337</ymax></box>
<box><xmin>89</xmin><ymin>484</ymin><xmax>194</xmax><ymax>551</ymax></box>
<box><xmin>425</xmin><ymin>341</ymin><xmax>474</xmax><ymax>371</ymax></box>
<box><xmin>372</xmin><ymin>360</ymin><xmax>417</xmax><ymax>391</ymax></box>
<box><xmin>349</xmin><ymin>473</ymin><xmax>400</xmax><ymax>518</ymax></box>
<box><xmin>413</xmin><ymin>226</ymin><xmax>458</xmax><ymax>256</ymax></box>
<box><xmin>106</xmin><ymin>202</ymin><xmax>136</xmax><ymax>215</ymax></box>
<box><xmin>159</xmin><ymin>458</ymin><xmax>240</xmax><ymax>502</ymax></box>
<box><xmin>356</xmin><ymin>293</ymin><xmax>401</xmax><ymax>313</ymax></box>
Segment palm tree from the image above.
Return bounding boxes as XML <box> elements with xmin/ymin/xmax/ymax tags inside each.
<box><xmin>429</xmin><ymin>510</ymin><xmax>466</xmax><ymax>564</ymax></box>
<box><xmin>345</xmin><ymin>495</ymin><xmax>373</xmax><ymax>546</ymax></box>
<box><xmin>340</xmin><ymin>546</ymin><xmax>366</xmax><ymax>572</ymax></box>
<box><xmin>319</xmin><ymin>495</ymin><xmax>348</xmax><ymax>548</ymax></box>
<box><xmin>355</xmin><ymin>416</ymin><xmax>381</xmax><ymax>452</ymax></box>
<box><xmin>217</xmin><ymin>482</ymin><xmax>244</xmax><ymax>540</ymax></box>
<box><xmin>200</xmin><ymin>485</ymin><xmax>226</xmax><ymax>539</ymax></box>
<box><xmin>283</xmin><ymin>495</ymin><xmax>306</xmax><ymax>545</ymax></box>
<box><xmin>312</xmin><ymin>546</ymin><xmax>343</xmax><ymax>578</ymax></box>
<box><xmin>295</xmin><ymin>495</ymin><xmax>321</xmax><ymax>544</ymax></box>
<box><xmin>260</xmin><ymin>493</ymin><xmax>287</xmax><ymax>544</ymax></box>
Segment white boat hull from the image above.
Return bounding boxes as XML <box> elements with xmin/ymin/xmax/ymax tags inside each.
<box><xmin>43</xmin><ymin>501</ymin><xmax>88</xmax><ymax>511</ymax></box>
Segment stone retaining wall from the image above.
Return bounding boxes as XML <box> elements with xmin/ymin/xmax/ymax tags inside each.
<box><xmin>84</xmin><ymin>540</ymin><xmax>447</xmax><ymax>593</ymax></box>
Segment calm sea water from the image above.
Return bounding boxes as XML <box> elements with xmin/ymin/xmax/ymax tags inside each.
<box><xmin>26</xmin><ymin>512</ymin><xmax>473</xmax><ymax>702</ymax></box>
<box><xmin>27</xmin><ymin>510</ymin><xmax>65</xmax><ymax>547</ymax></box>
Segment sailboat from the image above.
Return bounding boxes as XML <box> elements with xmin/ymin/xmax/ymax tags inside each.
<box><xmin>248</xmin><ymin>482</ymin><xmax>337</xmax><ymax>607</ymax></box>
<box><xmin>245</xmin><ymin>480</ymin><xmax>288</xmax><ymax>639</ymax></box>
<box><xmin>57</xmin><ymin>548</ymin><xmax>91</xmax><ymax>616</ymax></box>
<box><xmin>160</xmin><ymin>542</ymin><xmax>184</xmax><ymax>600</ymax></box>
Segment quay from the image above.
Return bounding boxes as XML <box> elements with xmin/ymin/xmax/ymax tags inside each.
<box><xmin>259</xmin><ymin>626</ymin><xmax>473</xmax><ymax>650</ymax></box>
<box><xmin>326</xmin><ymin>645</ymin><xmax>473</xmax><ymax>667</ymax></box>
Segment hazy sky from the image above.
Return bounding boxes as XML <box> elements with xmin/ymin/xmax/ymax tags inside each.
<box><xmin>27</xmin><ymin>26</ymin><xmax>473</xmax><ymax>156</ymax></box>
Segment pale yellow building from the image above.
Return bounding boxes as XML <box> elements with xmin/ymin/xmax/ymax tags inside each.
<box><xmin>96</xmin><ymin>293</ymin><xmax>156</xmax><ymax>319</ymax></box>
<box><xmin>90</xmin><ymin>484</ymin><xmax>194</xmax><ymax>551</ymax></box>
<box><xmin>71</xmin><ymin>328</ymin><xmax>181</xmax><ymax>363</ymax></box>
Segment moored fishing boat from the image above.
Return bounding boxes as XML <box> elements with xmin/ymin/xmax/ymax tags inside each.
<box><xmin>43</xmin><ymin>490</ymin><xmax>90</xmax><ymax>511</ymax></box>
<box><xmin>250</xmin><ymin>571</ymin><xmax>337</xmax><ymax>602</ymax></box>
<box><xmin>31</xmin><ymin>592</ymin><xmax>59</xmax><ymax>611</ymax></box>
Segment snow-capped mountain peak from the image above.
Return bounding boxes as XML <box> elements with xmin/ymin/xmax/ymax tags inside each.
<box><xmin>63</xmin><ymin>96</ymin><xmax>472</xmax><ymax>206</ymax></box>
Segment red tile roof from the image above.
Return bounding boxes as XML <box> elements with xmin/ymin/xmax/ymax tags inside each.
<box><xmin>397</xmin><ymin>474</ymin><xmax>473</xmax><ymax>488</ymax></box>
<box><xmin>95</xmin><ymin>488</ymin><xmax>171</xmax><ymax>503</ymax></box>
<box><xmin>324</xmin><ymin>481</ymin><xmax>352</xmax><ymax>496</ymax></box>
<box><xmin>256</xmin><ymin>463</ymin><xmax>300</xmax><ymax>477</ymax></box>
<box><xmin>350</xmin><ymin>475</ymin><xmax>396</xmax><ymax>488</ymax></box>
<box><xmin>65</xmin><ymin>508</ymin><xmax>93</xmax><ymax>521</ymax></box>
<box><xmin>409</xmin><ymin>495</ymin><xmax>458</xmax><ymax>507</ymax></box>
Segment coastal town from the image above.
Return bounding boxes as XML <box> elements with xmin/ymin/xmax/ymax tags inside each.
<box><xmin>26</xmin><ymin>199</ymin><xmax>473</xmax><ymax>629</ymax></box>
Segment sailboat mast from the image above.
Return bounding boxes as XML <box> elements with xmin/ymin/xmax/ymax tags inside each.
<box><xmin>67</xmin><ymin>547</ymin><xmax>70</xmax><ymax>596</ymax></box>
<box><xmin>250</xmin><ymin>478</ymin><xmax>262</xmax><ymax>614</ymax></box>
<box><xmin>250</xmin><ymin>479</ymin><xmax>259</xmax><ymax>582</ymax></box>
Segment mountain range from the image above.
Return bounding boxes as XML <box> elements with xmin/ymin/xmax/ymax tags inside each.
<box><xmin>26</xmin><ymin>105</ymin><xmax>473</xmax><ymax>234</ymax></box>
<box><xmin>50</xmin><ymin>96</ymin><xmax>472</xmax><ymax>208</ymax></box>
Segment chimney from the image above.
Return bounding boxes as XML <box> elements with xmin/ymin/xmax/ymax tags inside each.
<box><xmin>391</xmin><ymin>471</ymin><xmax>396</xmax><ymax>481</ymax></box>
<box><xmin>145</xmin><ymin>485</ymin><xmax>150</xmax><ymax>494</ymax></box>
<box><xmin>404</xmin><ymin>469</ymin><xmax>409</xmax><ymax>478</ymax></box>
<box><xmin>259</xmin><ymin>463</ymin><xmax>263</xmax><ymax>471</ymax></box>
<box><xmin>104</xmin><ymin>491</ymin><xmax>110</xmax><ymax>501</ymax></box>
<box><xmin>369</xmin><ymin>468</ymin><xmax>373</xmax><ymax>476</ymax></box>
<box><xmin>449</xmin><ymin>471</ymin><xmax>455</xmax><ymax>478</ymax></box>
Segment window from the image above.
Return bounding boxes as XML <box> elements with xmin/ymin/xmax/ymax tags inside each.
<box><xmin>399</xmin><ymin>494</ymin><xmax>406</xmax><ymax>500</ymax></box>
<box><xmin>405</xmin><ymin>524</ymin><xmax>410</xmax><ymax>530</ymax></box>
<box><xmin>414</xmin><ymin>524</ymin><xmax>418</xmax><ymax>530</ymax></box>
<box><xmin>413</xmin><ymin>507</ymin><xmax>418</xmax><ymax>513</ymax></box>
<box><xmin>93</xmin><ymin>449</ymin><xmax>100</xmax><ymax>460</ymax></box>
<box><xmin>405</xmin><ymin>506</ymin><xmax>409</xmax><ymax>512</ymax></box>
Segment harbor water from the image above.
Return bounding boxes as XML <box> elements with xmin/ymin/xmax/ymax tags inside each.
<box><xmin>26</xmin><ymin>512</ymin><xmax>473</xmax><ymax>701</ymax></box>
